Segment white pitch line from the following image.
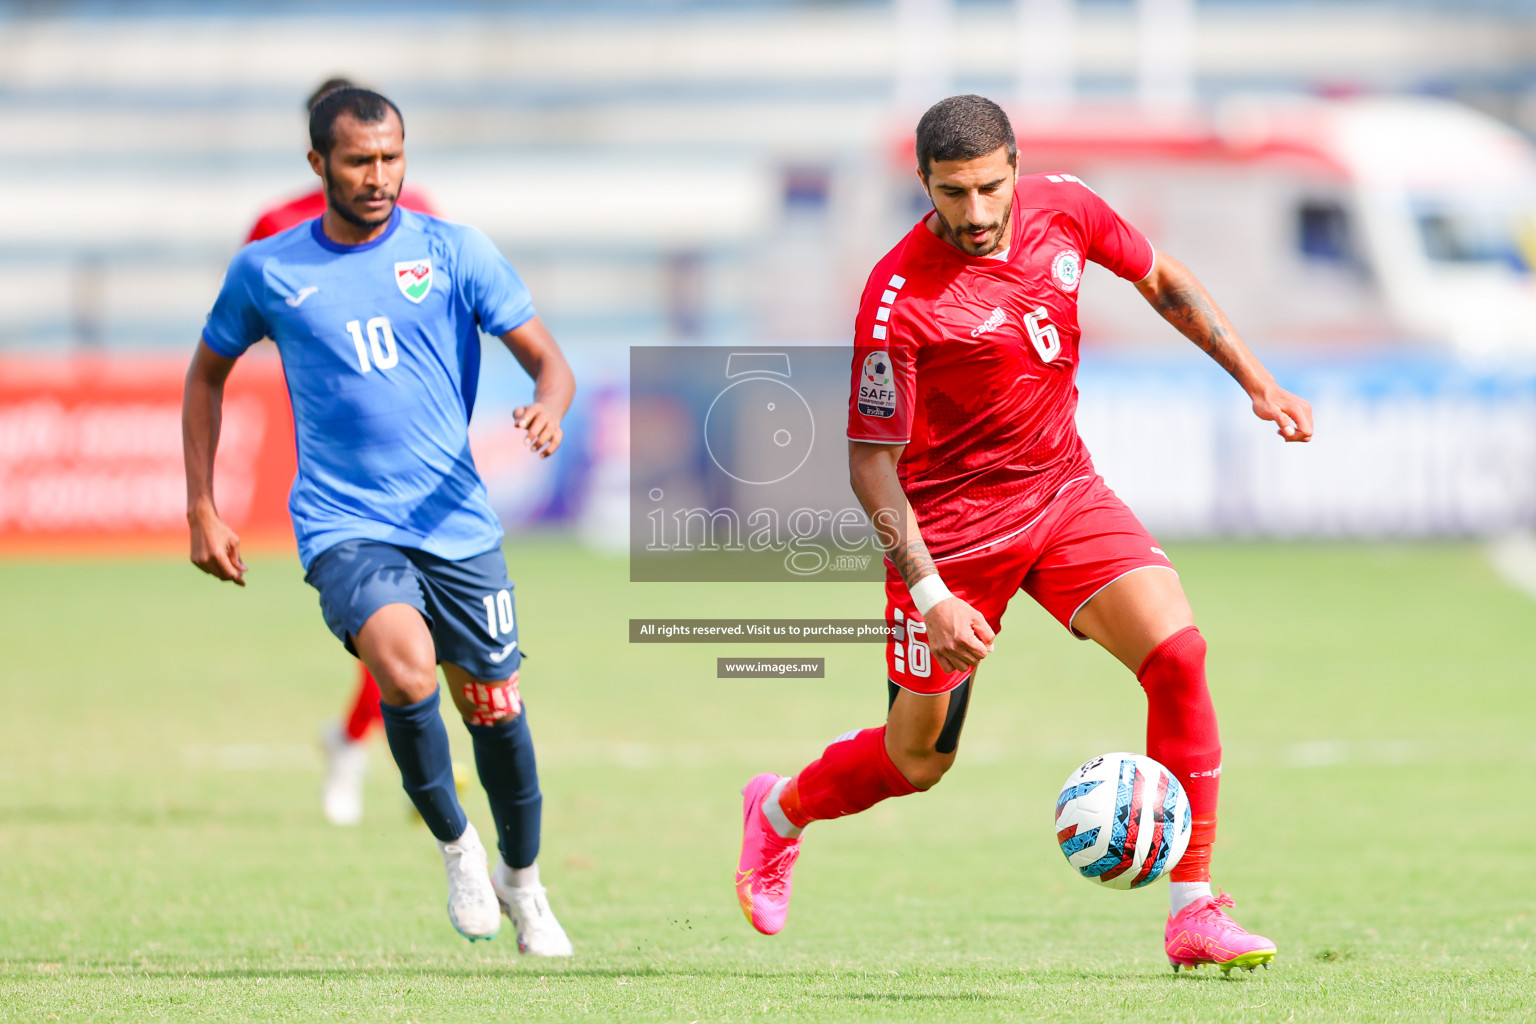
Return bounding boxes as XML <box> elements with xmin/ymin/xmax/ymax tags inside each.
<box><xmin>1487</xmin><ymin>531</ymin><xmax>1536</xmax><ymax>602</ymax></box>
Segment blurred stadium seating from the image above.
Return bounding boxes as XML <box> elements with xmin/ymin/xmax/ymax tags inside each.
<box><xmin>4</xmin><ymin>0</ymin><xmax>1536</xmax><ymax>545</ymax></box>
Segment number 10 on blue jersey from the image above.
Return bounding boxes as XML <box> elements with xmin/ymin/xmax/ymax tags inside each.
<box><xmin>346</xmin><ymin>317</ymin><xmax>399</xmax><ymax>372</ymax></box>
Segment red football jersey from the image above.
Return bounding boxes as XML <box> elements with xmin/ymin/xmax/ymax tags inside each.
<box><xmin>848</xmin><ymin>173</ymin><xmax>1155</xmax><ymax>559</ymax></box>
<box><xmin>245</xmin><ymin>184</ymin><xmax>438</xmax><ymax>242</ymax></box>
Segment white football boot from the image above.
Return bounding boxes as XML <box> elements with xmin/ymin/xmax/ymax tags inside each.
<box><xmin>437</xmin><ymin>822</ymin><xmax>501</xmax><ymax>941</ymax></box>
<box><xmin>319</xmin><ymin>722</ymin><xmax>368</xmax><ymax>826</ymax></box>
<box><xmin>492</xmin><ymin>861</ymin><xmax>573</xmax><ymax>956</ymax></box>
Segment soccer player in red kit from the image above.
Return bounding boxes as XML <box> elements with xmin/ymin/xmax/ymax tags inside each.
<box><xmin>735</xmin><ymin>95</ymin><xmax>1313</xmax><ymax>973</ymax></box>
<box><xmin>244</xmin><ymin>76</ymin><xmax>438</xmax><ymax>827</ymax></box>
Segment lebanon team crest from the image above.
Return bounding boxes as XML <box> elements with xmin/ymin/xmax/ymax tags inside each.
<box><xmin>395</xmin><ymin>259</ymin><xmax>433</xmax><ymax>304</ymax></box>
<box><xmin>857</xmin><ymin>350</ymin><xmax>896</xmax><ymax>418</ymax></box>
<box><xmin>1051</xmin><ymin>249</ymin><xmax>1082</xmax><ymax>293</ymax></box>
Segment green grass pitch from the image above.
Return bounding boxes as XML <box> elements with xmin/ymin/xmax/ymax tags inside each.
<box><xmin>2</xmin><ymin>540</ymin><xmax>1533</xmax><ymax>1022</ymax></box>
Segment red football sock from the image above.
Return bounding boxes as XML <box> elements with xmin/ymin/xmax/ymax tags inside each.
<box><xmin>777</xmin><ymin>727</ymin><xmax>918</xmax><ymax>829</ymax></box>
<box><xmin>343</xmin><ymin>666</ymin><xmax>384</xmax><ymax>742</ymax></box>
<box><xmin>1137</xmin><ymin>626</ymin><xmax>1220</xmax><ymax>883</ymax></box>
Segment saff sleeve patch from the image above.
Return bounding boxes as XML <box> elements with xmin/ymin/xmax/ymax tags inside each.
<box><xmin>857</xmin><ymin>350</ymin><xmax>897</xmax><ymax>418</ymax></box>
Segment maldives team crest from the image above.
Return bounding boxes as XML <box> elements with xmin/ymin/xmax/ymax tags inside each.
<box><xmin>1051</xmin><ymin>249</ymin><xmax>1082</xmax><ymax>293</ymax></box>
<box><xmin>395</xmin><ymin>259</ymin><xmax>433</xmax><ymax>303</ymax></box>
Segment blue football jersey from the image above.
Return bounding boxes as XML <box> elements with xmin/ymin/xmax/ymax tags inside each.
<box><xmin>202</xmin><ymin>208</ymin><xmax>536</xmax><ymax>567</ymax></box>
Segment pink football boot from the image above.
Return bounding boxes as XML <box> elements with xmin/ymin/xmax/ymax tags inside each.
<box><xmin>1165</xmin><ymin>892</ymin><xmax>1277</xmax><ymax>974</ymax></box>
<box><xmin>735</xmin><ymin>773</ymin><xmax>802</xmax><ymax>935</ymax></box>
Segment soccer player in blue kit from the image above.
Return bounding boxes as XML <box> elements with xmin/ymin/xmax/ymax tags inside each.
<box><xmin>182</xmin><ymin>87</ymin><xmax>576</xmax><ymax>954</ymax></box>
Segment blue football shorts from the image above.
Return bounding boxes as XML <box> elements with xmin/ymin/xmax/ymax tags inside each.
<box><xmin>304</xmin><ymin>539</ymin><xmax>522</xmax><ymax>682</ymax></box>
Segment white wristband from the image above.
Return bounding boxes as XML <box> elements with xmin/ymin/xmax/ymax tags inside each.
<box><xmin>908</xmin><ymin>573</ymin><xmax>954</xmax><ymax>617</ymax></box>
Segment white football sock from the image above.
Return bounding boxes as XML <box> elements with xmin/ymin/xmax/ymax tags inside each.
<box><xmin>1170</xmin><ymin>881</ymin><xmax>1212</xmax><ymax>915</ymax></box>
<box><xmin>506</xmin><ymin>861</ymin><xmax>541</xmax><ymax>889</ymax></box>
<box><xmin>761</xmin><ymin>777</ymin><xmax>803</xmax><ymax>840</ymax></box>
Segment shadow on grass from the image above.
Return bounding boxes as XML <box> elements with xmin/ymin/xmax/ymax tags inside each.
<box><xmin>840</xmin><ymin>992</ymin><xmax>1005</xmax><ymax>1002</ymax></box>
<box><xmin>1</xmin><ymin>960</ymin><xmax>1257</xmax><ymax>986</ymax></box>
<box><xmin>0</xmin><ymin>804</ymin><xmax>292</xmax><ymax>827</ymax></box>
<box><xmin>3</xmin><ymin>963</ymin><xmax>746</xmax><ymax>981</ymax></box>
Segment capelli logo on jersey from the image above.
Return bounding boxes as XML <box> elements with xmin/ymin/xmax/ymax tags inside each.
<box><xmin>970</xmin><ymin>307</ymin><xmax>1008</xmax><ymax>338</ymax></box>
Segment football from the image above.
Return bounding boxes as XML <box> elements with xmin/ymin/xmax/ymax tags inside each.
<box><xmin>1054</xmin><ymin>752</ymin><xmax>1192</xmax><ymax>890</ymax></box>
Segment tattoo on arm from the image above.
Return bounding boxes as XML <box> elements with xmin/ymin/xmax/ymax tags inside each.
<box><xmin>852</xmin><ymin>454</ymin><xmax>933</xmax><ymax>588</ymax></box>
<box><xmin>890</xmin><ymin>539</ymin><xmax>937</xmax><ymax>591</ymax></box>
<box><xmin>1155</xmin><ymin>285</ymin><xmax>1242</xmax><ymax>377</ymax></box>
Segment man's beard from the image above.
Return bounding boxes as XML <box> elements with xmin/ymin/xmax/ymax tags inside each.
<box><xmin>324</xmin><ymin>167</ymin><xmax>399</xmax><ymax>230</ymax></box>
<box><xmin>936</xmin><ymin>207</ymin><xmax>1010</xmax><ymax>257</ymax></box>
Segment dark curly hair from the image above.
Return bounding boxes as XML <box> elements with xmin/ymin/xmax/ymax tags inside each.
<box><xmin>915</xmin><ymin>94</ymin><xmax>1016</xmax><ymax>178</ymax></box>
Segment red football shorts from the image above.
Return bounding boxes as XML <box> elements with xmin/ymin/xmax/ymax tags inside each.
<box><xmin>885</xmin><ymin>474</ymin><xmax>1176</xmax><ymax>695</ymax></box>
